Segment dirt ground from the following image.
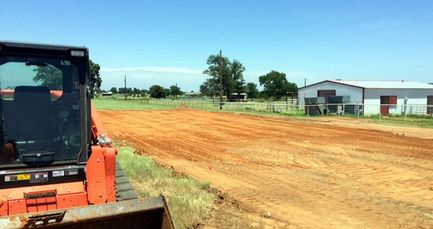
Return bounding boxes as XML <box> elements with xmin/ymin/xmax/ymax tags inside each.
<box><xmin>306</xmin><ymin>116</ymin><xmax>433</xmax><ymax>140</ymax></box>
<box><xmin>99</xmin><ymin>110</ymin><xmax>433</xmax><ymax>228</ymax></box>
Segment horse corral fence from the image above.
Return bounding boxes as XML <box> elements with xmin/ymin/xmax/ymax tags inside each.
<box><xmin>304</xmin><ymin>103</ymin><xmax>433</xmax><ymax>117</ymax></box>
<box><xmin>147</xmin><ymin>99</ymin><xmax>433</xmax><ymax>117</ymax></box>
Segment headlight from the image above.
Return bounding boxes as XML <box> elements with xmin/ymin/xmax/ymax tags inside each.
<box><xmin>70</xmin><ymin>50</ymin><xmax>85</xmax><ymax>57</ymax></box>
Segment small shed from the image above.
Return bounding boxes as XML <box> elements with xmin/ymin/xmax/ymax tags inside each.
<box><xmin>229</xmin><ymin>93</ymin><xmax>247</xmax><ymax>102</ymax></box>
<box><xmin>101</xmin><ymin>91</ymin><xmax>113</xmax><ymax>96</ymax></box>
<box><xmin>298</xmin><ymin>80</ymin><xmax>433</xmax><ymax>115</ymax></box>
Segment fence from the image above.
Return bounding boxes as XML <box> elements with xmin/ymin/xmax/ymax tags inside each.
<box><xmin>148</xmin><ymin>99</ymin><xmax>300</xmax><ymax>115</ymax></box>
<box><xmin>145</xmin><ymin>99</ymin><xmax>433</xmax><ymax>117</ymax></box>
<box><xmin>302</xmin><ymin>103</ymin><xmax>433</xmax><ymax>117</ymax></box>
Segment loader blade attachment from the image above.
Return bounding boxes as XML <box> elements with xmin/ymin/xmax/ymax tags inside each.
<box><xmin>0</xmin><ymin>196</ymin><xmax>175</xmax><ymax>229</ymax></box>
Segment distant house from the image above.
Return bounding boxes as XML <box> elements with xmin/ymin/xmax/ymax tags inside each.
<box><xmin>184</xmin><ymin>91</ymin><xmax>201</xmax><ymax>97</ymax></box>
<box><xmin>298</xmin><ymin>80</ymin><xmax>433</xmax><ymax>115</ymax></box>
<box><xmin>101</xmin><ymin>91</ymin><xmax>113</xmax><ymax>96</ymax></box>
<box><xmin>228</xmin><ymin>93</ymin><xmax>247</xmax><ymax>102</ymax></box>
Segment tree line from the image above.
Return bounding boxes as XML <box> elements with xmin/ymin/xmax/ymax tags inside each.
<box><xmin>32</xmin><ymin>60</ymin><xmax>184</xmax><ymax>99</ymax></box>
<box><xmin>200</xmin><ymin>53</ymin><xmax>298</xmax><ymax>100</ymax></box>
<box><xmin>107</xmin><ymin>84</ymin><xmax>183</xmax><ymax>98</ymax></box>
<box><xmin>89</xmin><ymin>53</ymin><xmax>299</xmax><ymax>101</ymax></box>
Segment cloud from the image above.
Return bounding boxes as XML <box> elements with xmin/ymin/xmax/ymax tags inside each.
<box><xmin>101</xmin><ymin>66</ymin><xmax>204</xmax><ymax>75</ymax></box>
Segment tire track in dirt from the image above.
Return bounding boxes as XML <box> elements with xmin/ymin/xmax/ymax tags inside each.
<box><xmin>100</xmin><ymin>110</ymin><xmax>433</xmax><ymax>228</ymax></box>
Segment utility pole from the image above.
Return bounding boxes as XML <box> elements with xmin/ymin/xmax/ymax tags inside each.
<box><xmin>219</xmin><ymin>50</ymin><xmax>223</xmax><ymax>110</ymax></box>
<box><xmin>304</xmin><ymin>78</ymin><xmax>307</xmax><ymax>87</ymax></box>
<box><xmin>124</xmin><ymin>75</ymin><xmax>127</xmax><ymax>100</ymax></box>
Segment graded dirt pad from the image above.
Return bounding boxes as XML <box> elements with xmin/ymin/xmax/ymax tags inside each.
<box><xmin>306</xmin><ymin>116</ymin><xmax>433</xmax><ymax>140</ymax></box>
<box><xmin>99</xmin><ymin>110</ymin><xmax>433</xmax><ymax>228</ymax></box>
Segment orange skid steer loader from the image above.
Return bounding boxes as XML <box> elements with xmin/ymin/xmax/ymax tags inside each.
<box><xmin>0</xmin><ymin>41</ymin><xmax>174</xmax><ymax>228</ymax></box>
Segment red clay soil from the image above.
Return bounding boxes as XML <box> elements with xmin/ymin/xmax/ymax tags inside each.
<box><xmin>99</xmin><ymin>110</ymin><xmax>433</xmax><ymax>228</ymax></box>
<box><xmin>306</xmin><ymin>116</ymin><xmax>433</xmax><ymax>140</ymax></box>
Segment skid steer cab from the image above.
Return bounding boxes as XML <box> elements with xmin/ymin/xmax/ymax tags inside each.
<box><xmin>0</xmin><ymin>41</ymin><xmax>174</xmax><ymax>228</ymax></box>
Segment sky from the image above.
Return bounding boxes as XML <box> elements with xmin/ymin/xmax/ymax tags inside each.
<box><xmin>1</xmin><ymin>0</ymin><xmax>433</xmax><ymax>91</ymax></box>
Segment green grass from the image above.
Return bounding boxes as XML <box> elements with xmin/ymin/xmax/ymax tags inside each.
<box><xmin>116</xmin><ymin>145</ymin><xmax>215</xmax><ymax>229</ymax></box>
<box><xmin>360</xmin><ymin>114</ymin><xmax>433</xmax><ymax>128</ymax></box>
<box><xmin>93</xmin><ymin>99</ymin><xmax>176</xmax><ymax>110</ymax></box>
<box><xmin>94</xmin><ymin>98</ymin><xmax>433</xmax><ymax>128</ymax></box>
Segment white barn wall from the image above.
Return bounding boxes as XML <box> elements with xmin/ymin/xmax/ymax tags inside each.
<box><xmin>364</xmin><ymin>89</ymin><xmax>433</xmax><ymax>115</ymax></box>
<box><xmin>298</xmin><ymin>81</ymin><xmax>363</xmax><ymax>106</ymax></box>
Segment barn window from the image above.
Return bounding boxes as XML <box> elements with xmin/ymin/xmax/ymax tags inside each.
<box><xmin>381</xmin><ymin>96</ymin><xmax>397</xmax><ymax>105</ymax></box>
<box><xmin>388</xmin><ymin>96</ymin><xmax>397</xmax><ymax>105</ymax></box>
<box><xmin>317</xmin><ymin>90</ymin><xmax>336</xmax><ymax>97</ymax></box>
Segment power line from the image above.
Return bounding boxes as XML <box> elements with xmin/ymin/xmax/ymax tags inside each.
<box><xmin>219</xmin><ymin>50</ymin><xmax>223</xmax><ymax>110</ymax></box>
<box><xmin>124</xmin><ymin>75</ymin><xmax>127</xmax><ymax>100</ymax></box>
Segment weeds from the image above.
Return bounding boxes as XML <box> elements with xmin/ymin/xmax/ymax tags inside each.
<box><xmin>116</xmin><ymin>145</ymin><xmax>215</xmax><ymax>229</ymax></box>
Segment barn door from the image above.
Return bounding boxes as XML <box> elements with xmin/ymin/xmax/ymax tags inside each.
<box><xmin>380</xmin><ymin>96</ymin><xmax>389</xmax><ymax>115</ymax></box>
<box><xmin>380</xmin><ymin>96</ymin><xmax>397</xmax><ymax>116</ymax></box>
<box><xmin>428</xmin><ymin>96</ymin><xmax>433</xmax><ymax>114</ymax></box>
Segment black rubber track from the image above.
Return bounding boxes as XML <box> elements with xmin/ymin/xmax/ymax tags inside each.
<box><xmin>116</xmin><ymin>162</ymin><xmax>139</xmax><ymax>201</ymax></box>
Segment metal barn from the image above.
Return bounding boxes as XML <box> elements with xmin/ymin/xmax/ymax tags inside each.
<box><xmin>298</xmin><ymin>80</ymin><xmax>433</xmax><ymax>115</ymax></box>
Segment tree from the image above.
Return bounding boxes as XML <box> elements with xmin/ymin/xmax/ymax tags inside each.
<box><xmin>109</xmin><ymin>87</ymin><xmax>118</xmax><ymax>94</ymax></box>
<box><xmin>202</xmin><ymin>54</ymin><xmax>231</xmax><ymax>97</ymax></box>
<box><xmin>164</xmin><ymin>88</ymin><xmax>171</xmax><ymax>97</ymax></box>
<box><xmin>140</xmin><ymin>89</ymin><xmax>149</xmax><ymax>97</ymax></box>
<box><xmin>89</xmin><ymin>60</ymin><xmax>102</xmax><ymax>98</ymax></box>
<box><xmin>33</xmin><ymin>59</ymin><xmax>102</xmax><ymax>98</ymax></box>
<box><xmin>259</xmin><ymin>71</ymin><xmax>298</xmax><ymax>100</ymax></box>
<box><xmin>246</xmin><ymin>82</ymin><xmax>259</xmax><ymax>99</ymax></box>
<box><xmin>287</xmin><ymin>82</ymin><xmax>298</xmax><ymax>97</ymax></box>
<box><xmin>149</xmin><ymin>85</ymin><xmax>166</xmax><ymax>98</ymax></box>
<box><xmin>201</xmin><ymin>54</ymin><xmax>246</xmax><ymax>97</ymax></box>
<box><xmin>132</xmin><ymin>88</ymin><xmax>140</xmax><ymax>95</ymax></box>
<box><xmin>140</xmin><ymin>89</ymin><xmax>149</xmax><ymax>94</ymax></box>
<box><xmin>200</xmin><ymin>78</ymin><xmax>219</xmax><ymax>97</ymax></box>
<box><xmin>33</xmin><ymin>65</ymin><xmax>62</xmax><ymax>89</ymax></box>
<box><xmin>118</xmin><ymin>87</ymin><xmax>125</xmax><ymax>94</ymax></box>
<box><xmin>231</xmin><ymin>60</ymin><xmax>246</xmax><ymax>94</ymax></box>
<box><xmin>170</xmin><ymin>85</ymin><xmax>183</xmax><ymax>98</ymax></box>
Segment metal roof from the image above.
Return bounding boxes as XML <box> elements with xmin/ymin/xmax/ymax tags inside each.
<box><xmin>301</xmin><ymin>80</ymin><xmax>433</xmax><ymax>89</ymax></box>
